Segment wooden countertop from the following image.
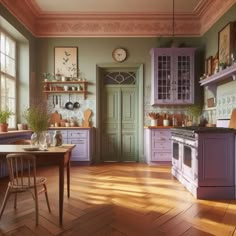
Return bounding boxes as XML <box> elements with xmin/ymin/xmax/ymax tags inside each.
<box><xmin>144</xmin><ymin>126</ymin><xmax>174</xmax><ymax>129</ymax></box>
<box><xmin>0</xmin><ymin>130</ymin><xmax>32</xmax><ymax>137</ymax></box>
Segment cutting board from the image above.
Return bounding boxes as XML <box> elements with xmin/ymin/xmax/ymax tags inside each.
<box><xmin>229</xmin><ymin>108</ymin><xmax>236</xmax><ymax>128</ymax></box>
<box><xmin>82</xmin><ymin>109</ymin><xmax>92</xmax><ymax>127</ymax></box>
<box><xmin>50</xmin><ymin>111</ymin><xmax>62</xmax><ymax>125</ymax></box>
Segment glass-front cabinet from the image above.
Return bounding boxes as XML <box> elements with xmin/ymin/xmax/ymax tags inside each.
<box><xmin>150</xmin><ymin>48</ymin><xmax>195</xmax><ymax>105</ymax></box>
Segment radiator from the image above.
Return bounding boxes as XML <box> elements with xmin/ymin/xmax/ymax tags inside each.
<box><xmin>0</xmin><ymin>156</ymin><xmax>8</xmax><ymax>178</ymax></box>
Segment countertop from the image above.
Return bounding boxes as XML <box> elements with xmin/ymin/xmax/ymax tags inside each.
<box><xmin>144</xmin><ymin>126</ymin><xmax>174</xmax><ymax>129</ymax></box>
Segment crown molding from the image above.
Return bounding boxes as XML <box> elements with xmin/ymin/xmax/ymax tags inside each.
<box><xmin>1</xmin><ymin>0</ymin><xmax>235</xmax><ymax>37</ymax></box>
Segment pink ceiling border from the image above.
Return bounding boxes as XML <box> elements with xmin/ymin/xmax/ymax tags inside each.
<box><xmin>1</xmin><ymin>0</ymin><xmax>236</xmax><ymax>37</ymax></box>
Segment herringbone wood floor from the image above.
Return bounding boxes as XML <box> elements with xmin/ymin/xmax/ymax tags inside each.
<box><xmin>0</xmin><ymin>163</ymin><xmax>236</xmax><ymax>236</ymax></box>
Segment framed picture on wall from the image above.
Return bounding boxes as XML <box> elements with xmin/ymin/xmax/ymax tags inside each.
<box><xmin>54</xmin><ymin>47</ymin><xmax>78</xmax><ymax>78</ymax></box>
<box><xmin>218</xmin><ymin>22</ymin><xmax>235</xmax><ymax>66</ymax></box>
<box><xmin>206</xmin><ymin>56</ymin><xmax>213</xmax><ymax>76</ymax></box>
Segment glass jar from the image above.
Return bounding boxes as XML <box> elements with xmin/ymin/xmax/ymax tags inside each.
<box><xmin>53</xmin><ymin>130</ymin><xmax>62</xmax><ymax>146</ymax></box>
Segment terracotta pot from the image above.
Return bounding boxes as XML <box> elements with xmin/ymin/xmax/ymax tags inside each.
<box><xmin>0</xmin><ymin>123</ymin><xmax>8</xmax><ymax>132</ymax></box>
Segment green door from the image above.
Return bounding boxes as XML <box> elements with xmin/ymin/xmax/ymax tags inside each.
<box><xmin>101</xmin><ymin>71</ymin><xmax>138</xmax><ymax>162</ymax></box>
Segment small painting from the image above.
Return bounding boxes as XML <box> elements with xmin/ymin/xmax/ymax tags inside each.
<box><xmin>218</xmin><ymin>22</ymin><xmax>235</xmax><ymax>66</ymax></box>
<box><xmin>54</xmin><ymin>47</ymin><xmax>78</xmax><ymax>78</ymax></box>
<box><xmin>206</xmin><ymin>56</ymin><xmax>213</xmax><ymax>76</ymax></box>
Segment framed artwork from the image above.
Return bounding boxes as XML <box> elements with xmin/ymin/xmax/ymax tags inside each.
<box><xmin>206</xmin><ymin>56</ymin><xmax>213</xmax><ymax>76</ymax></box>
<box><xmin>218</xmin><ymin>22</ymin><xmax>235</xmax><ymax>66</ymax></box>
<box><xmin>212</xmin><ymin>52</ymin><xmax>219</xmax><ymax>74</ymax></box>
<box><xmin>207</xmin><ymin>98</ymin><xmax>215</xmax><ymax>108</ymax></box>
<box><xmin>54</xmin><ymin>47</ymin><xmax>78</xmax><ymax>78</ymax></box>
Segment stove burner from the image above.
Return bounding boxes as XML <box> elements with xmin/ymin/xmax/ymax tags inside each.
<box><xmin>171</xmin><ymin>126</ymin><xmax>234</xmax><ymax>138</ymax></box>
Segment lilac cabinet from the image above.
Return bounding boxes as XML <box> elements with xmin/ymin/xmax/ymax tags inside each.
<box><xmin>145</xmin><ymin>128</ymin><xmax>172</xmax><ymax>164</ymax></box>
<box><xmin>171</xmin><ymin>132</ymin><xmax>235</xmax><ymax>199</ymax></box>
<box><xmin>150</xmin><ymin>48</ymin><xmax>195</xmax><ymax>105</ymax></box>
<box><xmin>68</xmin><ymin>129</ymin><xmax>92</xmax><ymax>162</ymax></box>
<box><xmin>49</xmin><ymin>128</ymin><xmax>94</xmax><ymax>162</ymax></box>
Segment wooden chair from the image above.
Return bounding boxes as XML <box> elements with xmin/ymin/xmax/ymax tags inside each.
<box><xmin>0</xmin><ymin>153</ymin><xmax>51</xmax><ymax>225</ymax></box>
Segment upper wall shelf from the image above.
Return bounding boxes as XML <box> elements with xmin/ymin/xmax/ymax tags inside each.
<box><xmin>200</xmin><ymin>63</ymin><xmax>236</xmax><ymax>86</ymax></box>
<box><xmin>199</xmin><ymin>63</ymin><xmax>236</xmax><ymax>98</ymax></box>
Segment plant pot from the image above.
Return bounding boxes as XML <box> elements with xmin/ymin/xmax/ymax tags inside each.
<box><xmin>0</xmin><ymin>123</ymin><xmax>8</xmax><ymax>132</ymax></box>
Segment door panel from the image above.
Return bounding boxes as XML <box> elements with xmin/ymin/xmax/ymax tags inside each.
<box><xmin>101</xmin><ymin>87</ymin><xmax>120</xmax><ymax>161</ymax></box>
<box><xmin>121</xmin><ymin>88</ymin><xmax>137</xmax><ymax>161</ymax></box>
<box><xmin>101</xmin><ymin>86</ymin><xmax>137</xmax><ymax>162</ymax></box>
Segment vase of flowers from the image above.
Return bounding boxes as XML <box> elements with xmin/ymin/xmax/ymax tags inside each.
<box><xmin>23</xmin><ymin>104</ymin><xmax>50</xmax><ymax>148</ymax></box>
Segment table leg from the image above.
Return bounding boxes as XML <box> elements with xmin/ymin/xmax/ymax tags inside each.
<box><xmin>67</xmin><ymin>153</ymin><xmax>71</xmax><ymax>198</ymax></box>
<box><xmin>59</xmin><ymin>159</ymin><xmax>64</xmax><ymax>225</ymax></box>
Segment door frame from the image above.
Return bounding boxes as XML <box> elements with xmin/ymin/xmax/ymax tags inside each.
<box><xmin>96</xmin><ymin>63</ymin><xmax>144</xmax><ymax>163</ymax></box>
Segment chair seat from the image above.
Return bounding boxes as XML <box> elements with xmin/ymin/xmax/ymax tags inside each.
<box><xmin>10</xmin><ymin>176</ymin><xmax>47</xmax><ymax>189</ymax></box>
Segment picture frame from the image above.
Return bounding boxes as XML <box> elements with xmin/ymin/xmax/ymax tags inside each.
<box><xmin>218</xmin><ymin>22</ymin><xmax>235</xmax><ymax>66</ymax></box>
<box><xmin>206</xmin><ymin>56</ymin><xmax>213</xmax><ymax>76</ymax></box>
<box><xmin>207</xmin><ymin>98</ymin><xmax>215</xmax><ymax>108</ymax></box>
<box><xmin>54</xmin><ymin>47</ymin><xmax>78</xmax><ymax>78</ymax></box>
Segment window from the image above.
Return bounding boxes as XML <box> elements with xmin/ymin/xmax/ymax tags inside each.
<box><xmin>0</xmin><ymin>31</ymin><xmax>16</xmax><ymax>128</ymax></box>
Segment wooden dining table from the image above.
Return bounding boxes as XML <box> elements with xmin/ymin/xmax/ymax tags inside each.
<box><xmin>0</xmin><ymin>144</ymin><xmax>75</xmax><ymax>225</ymax></box>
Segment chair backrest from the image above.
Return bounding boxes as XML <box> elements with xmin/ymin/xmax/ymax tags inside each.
<box><xmin>11</xmin><ymin>139</ymin><xmax>31</xmax><ymax>145</ymax></box>
<box><xmin>6</xmin><ymin>153</ymin><xmax>36</xmax><ymax>188</ymax></box>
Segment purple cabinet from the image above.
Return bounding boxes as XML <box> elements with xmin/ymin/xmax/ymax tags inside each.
<box><xmin>145</xmin><ymin>128</ymin><xmax>172</xmax><ymax>164</ymax></box>
<box><xmin>49</xmin><ymin>128</ymin><xmax>94</xmax><ymax>162</ymax></box>
<box><xmin>171</xmin><ymin>131</ymin><xmax>235</xmax><ymax>199</ymax></box>
<box><xmin>150</xmin><ymin>48</ymin><xmax>195</xmax><ymax>105</ymax></box>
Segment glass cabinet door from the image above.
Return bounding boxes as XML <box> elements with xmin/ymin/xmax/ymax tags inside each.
<box><xmin>176</xmin><ymin>54</ymin><xmax>192</xmax><ymax>102</ymax></box>
<box><xmin>157</xmin><ymin>55</ymin><xmax>172</xmax><ymax>101</ymax></box>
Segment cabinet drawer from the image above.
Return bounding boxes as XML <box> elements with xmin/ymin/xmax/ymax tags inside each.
<box><xmin>152</xmin><ymin>130</ymin><xmax>171</xmax><ymax>140</ymax></box>
<box><xmin>152</xmin><ymin>140</ymin><xmax>171</xmax><ymax>150</ymax></box>
<box><xmin>68</xmin><ymin>130</ymin><xmax>88</xmax><ymax>138</ymax></box>
<box><xmin>151</xmin><ymin>151</ymin><xmax>171</xmax><ymax>161</ymax></box>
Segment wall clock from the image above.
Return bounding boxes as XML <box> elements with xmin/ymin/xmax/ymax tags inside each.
<box><xmin>112</xmin><ymin>48</ymin><xmax>127</xmax><ymax>62</ymax></box>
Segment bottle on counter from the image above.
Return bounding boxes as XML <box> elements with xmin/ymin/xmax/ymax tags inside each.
<box><xmin>53</xmin><ymin>130</ymin><xmax>62</xmax><ymax>146</ymax></box>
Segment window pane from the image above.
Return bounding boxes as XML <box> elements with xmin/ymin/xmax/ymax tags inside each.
<box><xmin>0</xmin><ymin>53</ymin><xmax>5</xmax><ymax>73</ymax></box>
<box><xmin>0</xmin><ymin>33</ymin><xmax>5</xmax><ymax>54</ymax></box>
<box><xmin>6</xmin><ymin>37</ymin><xmax>15</xmax><ymax>58</ymax></box>
<box><xmin>6</xmin><ymin>57</ymin><xmax>15</xmax><ymax>76</ymax></box>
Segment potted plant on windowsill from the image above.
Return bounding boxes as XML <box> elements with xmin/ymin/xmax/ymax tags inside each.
<box><xmin>0</xmin><ymin>109</ymin><xmax>14</xmax><ymax>132</ymax></box>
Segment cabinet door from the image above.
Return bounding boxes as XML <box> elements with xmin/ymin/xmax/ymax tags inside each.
<box><xmin>151</xmin><ymin>49</ymin><xmax>173</xmax><ymax>105</ymax></box>
<box><xmin>173</xmin><ymin>50</ymin><xmax>194</xmax><ymax>104</ymax></box>
<box><xmin>68</xmin><ymin>138</ymin><xmax>89</xmax><ymax>161</ymax></box>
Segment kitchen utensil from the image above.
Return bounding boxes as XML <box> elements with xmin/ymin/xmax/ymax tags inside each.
<box><xmin>65</xmin><ymin>94</ymin><xmax>73</xmax><ymax>110</ymax></box>
<box><xmin>73</xmin><ymin>102</ymin><xmax>80</xmax><ymax>109</ymax></box>
<box><xmin>50</xmin><ymin>111</ymin><xmax>62</xmax><ymax>125</ymax></box>
<box><xmin>82</xmin><ymin>109</ymin><xmax>92</xmax><ymax>127</ymax></box>
<box><xmin>229</xmin><ymin>108</ymin><xmax>236</xmax><ymax>128</ymax></box>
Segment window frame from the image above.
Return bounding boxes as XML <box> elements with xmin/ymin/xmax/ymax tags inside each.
<box><xmin>0</xmin><ymin>29</ymin><xmax>17</xmax><ymax>129</ymax></box>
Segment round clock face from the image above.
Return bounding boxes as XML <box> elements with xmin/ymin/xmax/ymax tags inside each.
<box><xmin>112</xmin><ymin>48</ymin><xmax>127</xmax><ymax>62</ymax></box>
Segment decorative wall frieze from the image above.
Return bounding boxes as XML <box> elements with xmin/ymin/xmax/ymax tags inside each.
<box><xmin>199</xmin><ymin>0</ymin><xmax>236</xmax><ymax>35</ymax></box>
<box><xmin>1</xmin><ymin>0</ymin><xmax>236</xmax><ymax>37</ymax></box>
<box><xmin>34</xmin><ymin>16</ymin><xmax>200</xmax><ymax>37</ymax></box>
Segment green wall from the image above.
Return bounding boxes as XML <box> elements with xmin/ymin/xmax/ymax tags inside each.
<box><xmin>0</xmin><ymin>3</ymin><xmax>36</xmax><ymax>124</ymax></box>
<box><xmin>201</xmin><ymin>4</ymin><xmax>236</xmax><ymax>122</ymax></box>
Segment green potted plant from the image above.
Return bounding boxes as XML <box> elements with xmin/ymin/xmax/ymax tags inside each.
<box><xmin>0</xmin><ymin>109</ymin><xmax>14</xmax><ymax>132</ymax></box>
<box><xmin>186</xmin><ymin>104</ymin><xmax>202</xmax><ymax>126</ymax></box>
<box><xmin>23</xmin><ymin>104</ymin><xmax>50</xmax><ymax>146</ymax></box>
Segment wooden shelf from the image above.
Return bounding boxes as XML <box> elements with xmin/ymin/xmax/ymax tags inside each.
<box><xmin>43</xmin><ymin>81</ymin><xmax>88</xmax><ymax>99</ymax></box>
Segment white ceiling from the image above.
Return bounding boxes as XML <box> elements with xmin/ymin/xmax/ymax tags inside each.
<box><xmin>34</xmin><ymin>0</ymin><xmax>201</xmax><ymax>13</ymax></box>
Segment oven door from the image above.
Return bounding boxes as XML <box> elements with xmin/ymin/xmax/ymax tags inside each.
<box><xmin>181</xmin><ymin>139</ymin><xmax>198</xmax><ymax>185</ymax></box>
<box><xmin>171</xmin><ymin>136</ymin><xmax>182</xmax><ymax>177</ymax></box>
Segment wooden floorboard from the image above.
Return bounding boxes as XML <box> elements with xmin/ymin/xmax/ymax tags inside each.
<box><xmin>0</xmin><ymin>163</ymin><xmax>236</xmax><ymax>236</ymax></box>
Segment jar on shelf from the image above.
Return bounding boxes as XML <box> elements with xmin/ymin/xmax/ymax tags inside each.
<box><xmin>53</xmin><ymin>130</ymin><xmax>62</xmax><ymax>146</ymax></box>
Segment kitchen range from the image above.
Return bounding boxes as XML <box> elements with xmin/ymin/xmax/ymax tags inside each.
<box><xmin>171</xmin><ymin>126</ymin><xmax>235</xmax><ymax>199</ymax></box>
